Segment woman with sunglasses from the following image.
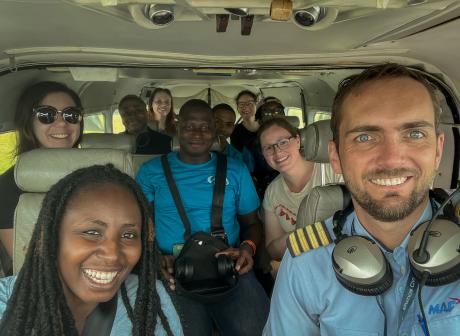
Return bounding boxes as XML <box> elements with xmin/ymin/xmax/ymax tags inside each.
<box><xmin>0</xmin><ymin>81</ymin><xmax>83</xmax><ymax>275</ymax></box>
<box><xmin>258</xmin><ymin>118</ymin><xmax>341</xmax><ymax>263</ymax></box>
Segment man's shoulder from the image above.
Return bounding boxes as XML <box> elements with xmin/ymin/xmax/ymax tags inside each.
<box><xmin>278</xmin><ymin>236</ymin><xmax>334</xmax><ymax>288</ymax></box>
<box><xmin>286</xmin><ymin>219</ymin><xmax>335</xmax><ymax>259</ymax></box>
<box><xmin>226</xmin><ymin>153</ymin><xmax>248</xmax><ymax>171</ymax></box>
<box><xmin>225</xmin><ymin>144</ymin><xmax>243</xmax><ymax>159</ymax></box>
<box><xmin>146</xmin><ymin>127</ymin><xmax>171</xmax><ymax>140</ymax></box>
<box><xmin>137</xmin><ymin>153</ymin><xmax>167</xmax><ymax>174</ymax></box>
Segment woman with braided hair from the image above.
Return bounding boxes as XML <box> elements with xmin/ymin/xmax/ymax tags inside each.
<box><xmin>0</xmin><ymin>164</ymin><xmax>182</xmax><ymax>335</ymax></box>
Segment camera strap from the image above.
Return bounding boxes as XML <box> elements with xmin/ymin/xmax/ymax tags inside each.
<box><xmin>161</xmin><ymin>152</ymin><xmax>227</xmax><ymax>240</ymax></box>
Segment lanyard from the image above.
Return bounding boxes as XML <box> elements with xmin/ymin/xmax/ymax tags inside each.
<box><xmin>399</xmin><ymin>272</ymin><xmax>419</xmax><ymax>325</ymax></box>
<box><xmin>351</xmin><ymin>217</ymin><xmax>421</xmax><ymax>328</ymax></box>
<box><xmin>376</xmin><ymin>272</ymin><xmax>418</xmax><ymax>336</ymax></box>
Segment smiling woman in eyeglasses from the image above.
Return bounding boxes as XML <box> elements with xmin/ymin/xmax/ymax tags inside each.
<box><xmin>0</xmin><ymin>82</ymin><xmax>83</xmax><ymax>274</ymax></box>
<box><xmin>258</xmin><ymin>118</ymin><xmax>341</xmax><ymax>263</ymax></box>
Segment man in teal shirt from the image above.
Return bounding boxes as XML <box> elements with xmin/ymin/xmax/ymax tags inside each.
<box><xmin>137</xmin><ymin>99</ymin><xmax>269</xmax><ymax>336</ymax></box>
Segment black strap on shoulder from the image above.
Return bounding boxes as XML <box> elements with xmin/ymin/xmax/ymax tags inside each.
<box><xmin>211</xmin><ymin>152</ymin><xmax>227</xmax><ymax>234</ymax></box>
<box><xmin>161</xmin><ymin>153</ymin><xmax>228</xmax><ymax>240</ymax></box>
<box><xmin>161</xmin><ymin>154</ymin><xmax>193</xmax><ymax>240</ymax></box>
<box><xmin>81</xmin><ymin>293</ymin><xmax>118</xmax><ymax>336</ymax></box>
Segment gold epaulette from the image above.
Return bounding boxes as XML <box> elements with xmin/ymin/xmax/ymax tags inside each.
<box><xmin>287</xmin><ymin>222</ymin><xmax>332</xmax><ymax>257</ymax></box>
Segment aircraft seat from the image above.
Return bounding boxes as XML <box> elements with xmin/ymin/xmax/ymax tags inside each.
<box><xmin>13</xmin><ymin>148</ymin><xmax>134</xmax><ymax>273</ymax></box>
<box><xmin>80</xmin><ymin>133</ymin><xmax>136</xmax><ymax>153</ymax></box>
<box><xmin>296</xmin><ymin>120</ymin><xmax>349</xmax><ymax>228</ymax></box>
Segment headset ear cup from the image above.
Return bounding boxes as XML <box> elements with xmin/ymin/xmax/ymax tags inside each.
<box><xmin>332</xmin><ymin>236</ymin><xmax>393</xmax><ymax>296</ymax></box>
<box><xmin>408</xmin><ymin>218</ymin><xmax>460</xmax><ymax>287</ymax></box>
<box><xmin>411</xmin><ymin>264</ymin><xmax>460</xmax><ymax>286</ymax></box>
<box><xmin>334</xmin><ymin>261</ymin><xmax>393</xmax><ymax>296</ymax></box>
<box><xmin>217</xmin><ymin>254</ymin><xmax>234</xmax><ymax>277</ymax></box>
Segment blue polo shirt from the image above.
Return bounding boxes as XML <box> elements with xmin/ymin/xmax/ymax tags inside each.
<box><xmin>264</xmin><ymin>201</ymin><xmax>460</xmax><ymax>335</ymax></box>
<box><xmin>136</xmin><ymin>152</ymin><xmax>260</xmax><ymax>254</ymax></box>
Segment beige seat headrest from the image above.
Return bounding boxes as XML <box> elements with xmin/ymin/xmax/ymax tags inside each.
<box><xmin>15</xmin><ymin>148</ymin><xmax>134</xmax><ymax>192</ymax></box>
<box><xmin>284</xmin><ymin>115</ymin><xmax>299</xmax><ymax>128</ymax></box>
<box><xmin>80</xmin><ymin>133</ymin><xmax>136</xmax><ymax>153</ymax></box>
<box><xmin>296</xmin><ymin>184</ymin><xmax>351</xmax><ymax>229</ymax></box>
<box><xmin>300</xmin><ymin>119</ymin><xmax>332</xmax><ymax>163</ymax></box>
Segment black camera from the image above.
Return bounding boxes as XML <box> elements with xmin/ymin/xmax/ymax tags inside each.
<box><xmin>174</xmin><ymin>232</ymin><xmax>239</xmax><ymax>303</ymax></box>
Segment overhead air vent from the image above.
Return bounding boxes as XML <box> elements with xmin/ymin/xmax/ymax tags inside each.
<box><xmin>129</xmin><ymin>4</ymin><xmax>179</xmax><ymax>30</ymax></box>
<box><xmin>144</xmin><ymin>4</ymin><xmax>175</xmax><ymax>27</ymax></box>
<box><xmin>292</xmin><ymin>7</ymin><xmax>339</xmax><ymax>31</ymax></box>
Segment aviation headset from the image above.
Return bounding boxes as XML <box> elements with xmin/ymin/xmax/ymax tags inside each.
<box><xmin>331</xmin><ymin>188</ymin><xmax>460</xmax><ymax>296</ymax></box>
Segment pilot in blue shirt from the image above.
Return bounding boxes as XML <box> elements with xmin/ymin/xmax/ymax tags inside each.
<box><xmin>264</xmin><ymin>203</ymin><xmax>460</xmax><ymax>335</ymax></box>
<box><xmin>264</xmin><ymin>63</ymin><xmax>460</xmax><ymax>335</ymax></box>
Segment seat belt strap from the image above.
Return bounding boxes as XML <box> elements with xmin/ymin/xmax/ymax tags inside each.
<box><xmin>161</xmin><ymin>153</ymin><xmax>227</xmax><ymax>241</ymax></box>
<box><xmin>81</xmin><ymin>293</ymin><xmax>118</xmax><ymax>336</ymax></box>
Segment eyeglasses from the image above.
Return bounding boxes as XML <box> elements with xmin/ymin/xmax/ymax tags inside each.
<box><xmin>261</xmin><ymin>106</ymin><xmax>284</xmax><ymax>117</ymax></box>
<box><xmin>237</xmin><ymin>101</ymin><xmax>255</xmax><ymax>108</ymax></box>
<box><xmin>262</xmin><ymin>136</ymin><xmax>296</xmax><ymax>155</ymax></box>
<box><xmin>34</xmin><ymin>105</ymin><xmax>83</xmax><ymax>125</ymax></box>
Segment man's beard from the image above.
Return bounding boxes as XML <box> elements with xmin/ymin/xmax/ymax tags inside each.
<box><xmin>344</xmin><ymin>168</ymin><xmax>435</xmax><ymax>222</ymax></box>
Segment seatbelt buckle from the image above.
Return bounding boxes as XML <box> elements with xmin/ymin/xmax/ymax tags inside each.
<box><xmin>211</xmin><ymin>230</ymin><xmax>228</xmax><ymax>245</ymax></box>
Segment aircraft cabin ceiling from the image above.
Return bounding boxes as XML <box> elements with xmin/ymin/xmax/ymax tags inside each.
<box><xmin>0</xmin><ymin>0</ymin><xmax>459</xmax><ymax>67</ymax></box>
<box><xmin>1</xmin><ymin>1</ymin><xmax>460</xmax><ymax>100</ymax></box>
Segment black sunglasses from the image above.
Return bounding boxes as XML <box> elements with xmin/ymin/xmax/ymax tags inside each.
<box><xmin>34</xmin><ymin>105</ymin><xmax>83</xmax><ymax>125</ymax></box>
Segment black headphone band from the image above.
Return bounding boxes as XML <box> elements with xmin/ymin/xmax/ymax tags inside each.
<box><xmin>332</xmin><ymin>202</ymin><xmax>354</xmax><ymax>242</ymax></box>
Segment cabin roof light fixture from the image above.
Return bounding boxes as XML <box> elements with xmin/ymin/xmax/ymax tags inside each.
<box><xmin>292</xmin><ymin>6</ymin><xmax>327</xmax><ymax>28</ymax></box>
<box><xmin>144</xmin><ymin>4</ymin><xmax>175</xmax><ymax>27</ymax></box>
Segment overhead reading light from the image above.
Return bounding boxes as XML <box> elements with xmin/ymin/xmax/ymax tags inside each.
<box><xmin>293</xmin><ymin>6</ymin><xmax>327</xmax><ymax>28</ymax></box>
<box><xmin>224</xmin><ymin>8</ymin><xmax>249</xmax><ymax>17</ymax></box>
<box><xmin>144</xmin><ymin>4</ymin><xmax>175</xmax><ymax>26</ymax></box>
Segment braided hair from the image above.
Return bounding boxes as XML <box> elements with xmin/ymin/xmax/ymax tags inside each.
<box><xmin>0</xmin><ymin>164</ymin><xmax>175</xmax><ymax>335</ymax></box>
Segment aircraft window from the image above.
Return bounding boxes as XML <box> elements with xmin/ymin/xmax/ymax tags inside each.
<box><xmin>0</xmin><ymin>131</ymin><xmax>17</xmax><ymax>174</ymax></box>
<box><xmin>113</xmin><ymin>109</ymin><xmax>126</xmax><ymax>134</ymax></box>
<box><xmin>286</xmin><ymin>107</ymin><xmax>305</xmax><ymax>128</ymax></box>
<box><xmin>313</xmin><ymin>111</ymin><xmax>331</xmax><ymax>122</ymax></box>
<box><xmin>83</xmin><ymin>113</ymin><xmax>106</xmax><ymax>134</ymax></box>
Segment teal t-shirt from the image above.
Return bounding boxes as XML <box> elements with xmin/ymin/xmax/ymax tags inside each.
<box><xmin>136</xmin><ymin>152</ymin><xmax>260</xmax><ymax>254</ymax></box>
<box><xmin>224</xmin><ymin>143</ymin><xmax>255</xmax><ymax>172</ymax></box>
